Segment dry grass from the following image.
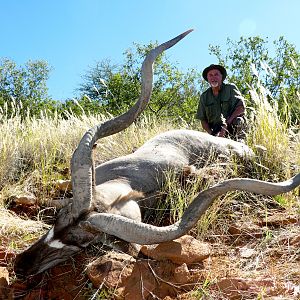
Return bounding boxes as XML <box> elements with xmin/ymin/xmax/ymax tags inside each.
<box><xmin>0</xmin><ymin>208</ymin><xmax>49</xmax><ymax>251</ymax></box>
<box><xmin>247</xmin><ymin>83</ymin><xmax>298</xmax><ymax>180</ymax></box>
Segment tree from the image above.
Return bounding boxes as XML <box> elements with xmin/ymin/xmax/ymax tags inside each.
<box><xmin>209</xmin><ymin>36</ymin><xmax>300</xmax><ymax>124</ymax></box>
<box><xmin>77</xmin><ymin>42</ymin><xmax>203</xmax><ymax>122</ymax></box>
<box><xmin>0</xmin><ymin>58</ymin><xmax>52</xmax><ymax>118</ymax></box>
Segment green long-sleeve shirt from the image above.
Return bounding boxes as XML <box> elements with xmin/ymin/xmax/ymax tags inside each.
<box><xmin>196</xmin><ymin>83</ymin><xmax>244</xmax><ymax>127</ymax></box>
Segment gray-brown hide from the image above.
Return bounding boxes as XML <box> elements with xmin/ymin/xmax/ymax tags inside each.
<box><xmin>14</xmin><ymin>29</ymin><xmax>300</xmax><ymax>277</ymax></box>
<box><xmin>93</xmin><ymin>129</ymin><xmax>254</xmax><ymax>215</ymax></box>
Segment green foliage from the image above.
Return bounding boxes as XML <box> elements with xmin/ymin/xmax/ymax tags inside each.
<box><xmin>82</xmin><ymin>283</ymin><xmax>115</xmax><ymax>300</ymax></box>
<box><xmin>77</xmin><ymin>42</ymin><xmax>203</xmax><ymax>122</ymax></box>
<box><xmin>1</xmin><ymin>35</ymin><xmax>300</xmax><ymax>126</ymax></box>
<box><xmin>0</xmin><ymin>58</ymin><xmax>55</xmax><ymax>118</ymax></box>
<box><xmin>209</xmin><ymin>36</ymin><xmax>300</xmax><ymax>125</ymax></box>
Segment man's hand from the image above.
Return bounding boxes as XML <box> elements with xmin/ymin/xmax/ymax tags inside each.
<box><xmin>217</xmin><ymin>125</ymin><xmax>227</xmax><ymax>137</ymax></box>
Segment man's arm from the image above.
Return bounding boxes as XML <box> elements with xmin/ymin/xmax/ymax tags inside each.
<box><xmin>226</xmin><ymin>100</ymin><xmax>245</xmax><ymax>125</ymax></box>
<box><xmin>196</xmin><ymin>93</ymin><xmax>213</xmax><ymax>134</ymax></box>
<box><xmin>200</xmin><ymin>120</ymin><xmax>213</xmax><ymax>135</ymax></box>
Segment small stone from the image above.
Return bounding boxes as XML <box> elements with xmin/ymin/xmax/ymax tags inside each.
<box><xmin>140</xmin><ymin>235</ymin><xmax>210</xmax><ymax>264</ymax></box>
<box><xmin>0</xmin><ymin>267</ymin><xmax>10</xmax><ymax>299</ymax></box>
<box><xmin>239</xmin><ymin>247</ymin><xmax>256</xmax><ymax>258</ymax></box>
<box><xmin>228</xmin><ymin>221</ymin><xmax>263</xmax><ymax>238</ymax></box>
<box><xmin>86</xmin><ymin>251</ymin><xmax>135</xmax><ymax>289</ymax></box>
<box><xmin>14</xmin><ymin>194</ymin><xmax>36</xmax><ymax>206</ymax></box>
<box><xmin>55</xmin><ymin>179</ymin><xmax>72</xmax><ymax>192</ymax></box>
<box><xmin>257</xmin><ymin>213</ymin><xmax>299</xmax><ymax>227</ymax></box>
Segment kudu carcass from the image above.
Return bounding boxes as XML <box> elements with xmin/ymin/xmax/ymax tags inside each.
<box><xmin>14</xmin><ymin>30</ymin><xmax>300</xmax><ymax>276</ymax></box>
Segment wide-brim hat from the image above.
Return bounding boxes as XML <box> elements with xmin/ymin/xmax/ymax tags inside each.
<box><xmin>202</xmin><ymin>64</ymin><xmax>227</xmax><ymax>81</ymax></box>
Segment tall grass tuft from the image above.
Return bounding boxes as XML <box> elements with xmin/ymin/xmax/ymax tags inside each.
<box><xmin>246</xmin><ymin>83</ymin><xmax>296</xmax><ymax>180</ymax></box>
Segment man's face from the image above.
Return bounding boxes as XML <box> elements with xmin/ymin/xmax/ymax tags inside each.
<box><xmin>207</xmin><ymin>69</ymin><xmax>223</xmax><ymax>88</ymax></box>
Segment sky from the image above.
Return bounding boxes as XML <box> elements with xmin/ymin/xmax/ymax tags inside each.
<box><xmin>1</xmin><ymin>0</ymin><xmax>300</xmax><ymax>100</ymax></box>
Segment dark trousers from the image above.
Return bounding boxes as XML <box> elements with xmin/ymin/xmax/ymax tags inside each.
<box><xmin>211</xmin><ymin>116</ymin><xmax>246</xmax><ymax>140</ymax></box>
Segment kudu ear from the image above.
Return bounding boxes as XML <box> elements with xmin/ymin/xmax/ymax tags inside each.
<box><xmin>70</xmin><ymin>29</ymin><xmax>194</xmax><ymax>220</ymax></box>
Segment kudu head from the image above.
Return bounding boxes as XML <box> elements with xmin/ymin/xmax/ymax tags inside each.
<box><xmin>14</xmin><ymin>29</ymin><xmax>194</xmax><ymax>276</ymax></box>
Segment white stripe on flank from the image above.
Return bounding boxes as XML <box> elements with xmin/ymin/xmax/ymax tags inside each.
<box><xmin>44</xmin><ymin>228</ymin><xmax>66</xmax><ymax>249</ymax></box>
<box><xmin>48</xmin><ymin>239</ymin><xmax>65</xmax><ymax>249</ymax></box>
